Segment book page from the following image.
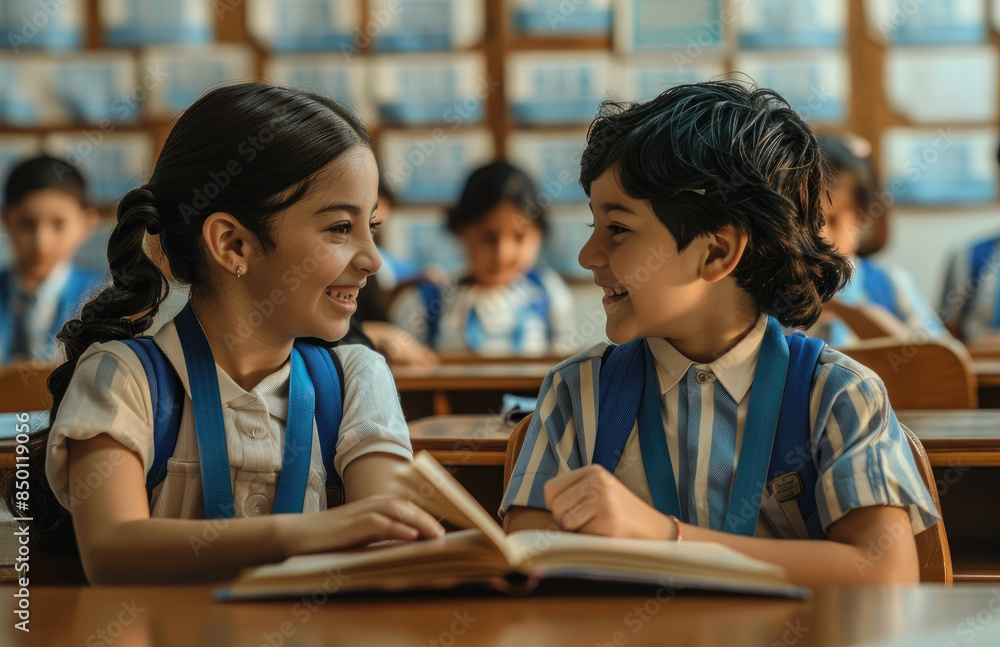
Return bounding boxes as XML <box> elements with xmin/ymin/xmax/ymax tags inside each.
<box><xmin>400</xmin><ymin>452</ymin><xmax>524</xmax><ymax>567</ymax></box>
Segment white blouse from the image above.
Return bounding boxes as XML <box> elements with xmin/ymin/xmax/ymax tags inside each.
<box><xmin>45</xmin><ymin>316</ymin><xmax>412</xmax><ymax>519</ymax></box>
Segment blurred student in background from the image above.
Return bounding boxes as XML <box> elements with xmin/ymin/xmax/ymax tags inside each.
<box><xmin>939</xmin><ymin>142</ymin><xmax>1000</xmax><ymax>345</ymax></box>
<box><xmin>0</xmin><ymin>155</ymin><xmax>103</xmax><ymax>364</ymax></box>
<box><xmin>810</xmin><ymin>134</ymin><xmax>947</xmax><ymax>345</ymax></box>
<box><xmin>356</xmin><ymin>172</ymin><xmax>438</xmax><ymax>367</ymax></box>
<box><xmin>389</xmin><ymin>161</ymin><xmax>575</xmax><ymax>357</ymax></box>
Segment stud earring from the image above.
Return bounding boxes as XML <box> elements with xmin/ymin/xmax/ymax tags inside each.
<box><xmin>236</xmin><ymin>265</ymin><xmax>244</xmax><ymax>278</ymax></box>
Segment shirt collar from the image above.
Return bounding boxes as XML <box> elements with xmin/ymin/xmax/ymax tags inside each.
<box><xmin>11</xmin><ymin>262</ymin><xmax>73</xmax><ymax>304</ymax></box>
<box><xmin>645</xmin><ymin>313</ymin><xmax>769</xmax><ymax>402</ymax></box>
<box><xmin>153</xmin><ymin>315</ymin><xmax>292</xmax><ymax>421</ymax></box>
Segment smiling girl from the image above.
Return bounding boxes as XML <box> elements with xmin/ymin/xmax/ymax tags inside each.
<box><xmin>9</xmin><ymin>83</ymin><xmax>443</xmax><ymax>585</ymax></box>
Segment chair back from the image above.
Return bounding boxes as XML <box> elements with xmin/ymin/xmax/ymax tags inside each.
<box><xmin>503</xmin><ymin>414</ymin><xmax>533</xmax><ymax>494</ymax></box>
<box><xmin>901</xmin><ymin>423</ymin><xmax>953</xmax><ymax>584</ymax></box>
<box><xmin>0</xmin><ymin>362</ymin><xmax>56</xmax><ymax>413</ymax></box>
<box><xmin>839</xmin><ymin>337</ymin><xmax>977</xmax><ymax>409</ymax></box>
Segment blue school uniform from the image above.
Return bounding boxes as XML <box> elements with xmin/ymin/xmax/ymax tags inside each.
<box><xmin>815</xmin><ymin>256</ymin><xmax>947</xmax><ymax>346</ymax></box>
<box><xmin>501</xmin><ymin>314</ymin><xmax>939</xmax><ymax>538</ymax></box>
<box><xmin>0</xmin><ymin>263</ymin><xmax>104</xmax><ymax>363</ymax></box>
<box><xmin>940</xmin><ymin>235</ymin><xmax>1000</xmax><ymax>341</ymax></box>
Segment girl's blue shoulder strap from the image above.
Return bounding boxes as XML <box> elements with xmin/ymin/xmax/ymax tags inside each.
<box><xmin>294</xmin><ymin>341</ymin><xmax>345</xmax><ymax>480</ymax></box>
<box><xmin>118</xmin><ymin>337</ymin><xmax>346</xmax><ymax>495</ymax></box>
<box><xmin>524</xmin><ymin>269</ymin><xmax>552</xmax><ymax>340</ymax></box>
<box><xmin>118</xmin><ymin>337</ymin><xmax>184</xmax><ymax>492</ymax></box>
<box><xmin>856</xmin><ymin>258</ymin><xmax>899</xmax><ymax>317</ymax></box>
<box><xmin>770</xmin><ymin>331</ymin><xmax>827</xmax><ymax>539</ymax></box>
<box><xmin>416</xmin><ymin>281</ymin><xmax>444</xmax><ymax>346</ymax></box>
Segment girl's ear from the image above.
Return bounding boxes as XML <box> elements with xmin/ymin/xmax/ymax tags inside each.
<box><xmin>202</xmin><ymin>212</ymin><xmax>261</xmax><ymax>278</ymax></box>
<box><xmin>700</xmin><ymin>225</ymin><xmax>748</xmax><ymax>283</ymax></box>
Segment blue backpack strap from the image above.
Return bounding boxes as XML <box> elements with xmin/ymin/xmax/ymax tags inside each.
<box><xmin>118</xmin><ymin>337</ymin><xmax>184</xmax><ymax>492</ymax></box>
<box><xmin>967</xmin><ymin>237</ymin><xmax>1000</xmax><ymax>320</ymax></box>
<box><xmin>857</xmin><ymin>258</ymin><xmax>898</xmax><ymax>317</ymax></box>
<box><xmin>769</xmin><ymin>332</ymin><xmax>827</xmax><ymax>539</ymax></box>
<box><xmin>524</xmin><ymin>269</ymin><xmax>552</xmax><ymax>342</ymax></box>
<box><xmin>415</xmin><ymin>281</ymin><xmax>444</xmax><ymax>347</ymax></box>
<box><xmin>593</xmin><ymin>340</ymin><xmax>646</xmax><ymax>473</ymax></box>
<box><xmin>295</xmin><ymin>341</ymin><xmax>344</xmax><ymax>482</ymax></box>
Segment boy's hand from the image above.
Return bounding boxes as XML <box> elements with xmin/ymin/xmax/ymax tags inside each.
<box><xmin>543</xmin><ymin>465</ymin><xmax>677</xmax><ymax>540</ymax></box>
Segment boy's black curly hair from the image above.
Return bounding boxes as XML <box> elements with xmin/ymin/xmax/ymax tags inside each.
<box><xmin>580</xmin><ymin>81</ymin><xmax>852</xmax><ymax>329</ymax></box>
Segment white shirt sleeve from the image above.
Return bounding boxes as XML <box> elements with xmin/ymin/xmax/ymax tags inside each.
<box><xmin>331</xmin><ymin>344</ymin><xmax>413</xmax><ymax>477</ymax></box>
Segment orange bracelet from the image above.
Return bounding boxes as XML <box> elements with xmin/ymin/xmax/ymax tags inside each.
<box><xmin>666</xmin><ymin>514</ymin><xmax>682</xmax><ymax>543</ymax></box>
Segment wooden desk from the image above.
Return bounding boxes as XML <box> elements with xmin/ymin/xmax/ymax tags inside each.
<box><xmin>3</xmin><ymin>584</ymin><xmax>1000</xmax><ymax>645</ymax></box>
<box><xmin>409</xmin><ymin>414</ymin><xmax>512</xmax><ymax>467</ymax></box>
<box><xmin>393</xmin><ymin>363</ymin><xmax>549</xmax><ymax>419</ymax></box>
<box><xmin>973</xmin><ymin>360</ymin><xmax>1000</xmax><ymax>407</ymax></box>
<box><xmin>897</xmin><ymin>409</ymin><xmax>1000</xmax><ymax>467</ymax></box>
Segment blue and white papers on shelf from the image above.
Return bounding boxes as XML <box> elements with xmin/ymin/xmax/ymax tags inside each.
<box><xmin>379</xmin><ymin>207</ymin><xmax>465</xmax><ymax>277</ymax></box>
<box><xmin>44</xmin><ymin>132</ymin><xmax>152</xmax><ymax>205</ymax></box>
<box><xmin>865</xmin><ymin>0</ymin><xmax>987</xmax><ymax>44</ymax></box>
<box><xmin>372</xmin><ymin>54</ymin><xmax>488</xmax><ymax>126</ymax></box>
<box><xmin>614</xmin><ymin>0</ymin><xmax>724</xmax><ymax>53</ymax></box>
<box><xmin>506</xmin><ymin>52</ymin><xmax>612</xmax><ymax>125</ymax></box>
<box><xmin>543</xmin><ymin>205</ymin><xmax>594</xmax><ymax>281</ymax></box>
<box><xmin>141</xmin><ymin>46</ymin><xmax>255</xmax><ymax>119</ymax></box>
<box><xmin>881</xmin><ymin>127</ymin><xmax>999</xmax><ymax>205</ymax></box>
<box><xmin>1</xmin><ymin>0</ymin><xmax>85</xmax><ymax>51</ymax></box>
<box><xmin>612</xmin><ymin>58</ymin><xmax>726</xmax><ymax>102</ymax></box>
<box><xmin>732</xmin><ymin>50</ymin><xmax>849</xmax><ymax>124</ymax></box>
<box><xmin>100</xmin><ymin>0</ymin><xmax>212</xmax><ymax>46</ymax></box>
<box><xmin>0</xmin><ymin>55</ymin><xmax>53</xmax><ymax>126</ymax></box>
<box><xmin>738</xmin><ymin>0</ymin><xmax>846</xmax><ymax>49</ymax></box>
<box><xmin>246</xmin><ymin>0</ymin><xmax>357</xmax><ymax>53</ymax></box>
<box><xmin>378</xmin><ymin>128</ymin><xmax>494</xmax><ymax>205</ymax></box>
<box><xmin>264</xmin><ymin>56</ymin><xmax>372</xmax><ymax>124</ymax></box>
<box><xmin>370</xmin><ymin>0</ymin><xmax>483</xmax><ymax>52</ymax></box>
<box><xmin>53</xmin><ymin>54</ymin><xmax>139</xmax><ymax>124</ymax></box>
<box><xmin>885</xmin><ymin>47</ymin><xmax>998</xmax><ymax>123</ymax></box>
<box><xmin>507</xmin><ymin>130</ymin><xmax>588</xmax><ymax>205</ymax></box>
<box><xmin>510</xmin><ymin>0</ymin><xmax>612</xmax><ymax>36</ymax></box>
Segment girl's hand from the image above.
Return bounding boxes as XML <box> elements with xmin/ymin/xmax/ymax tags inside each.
<box><xmin>543</xmin><ymin>464</ymin><xmax>677</xmax><ymax>541</ymax></box>
<box><xmin>279</xmin><ymin>494</ymin><xmax>445</xmax><ymax>557</ymax></box>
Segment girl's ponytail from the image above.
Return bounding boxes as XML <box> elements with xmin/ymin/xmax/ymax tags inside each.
<box><xmin>3</xmin><ymin>186</ymin><xmax>169</xmax><ymax>555</ymax></box>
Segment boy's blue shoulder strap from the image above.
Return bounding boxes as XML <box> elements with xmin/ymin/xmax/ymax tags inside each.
<box><xmin>416</xmin><ymin>281</ymin><xmax>444</xmax><ymax>346</ymax></box>
<box><xmin>593</xmin><ymin>339</ymin><xmax>646</xmax><ymax>472</ymax></box>
<box><xmin>969</xmin><ymin>236</ymin><xmax>1000</xmax><ymax>285</ymax></box>
<box><xmin>594</xmin><ymin>331</ymin><xmax>828</xmax><ymax>539</ymax></box>
<box><xmin>119</xmin><ymin>337</ymin><xmax>346</xmax><ymax>495</ymax></box>
<box><xmin>524</xmin><ymin>269</ymin><xmax>552</xmax><ymax>341</ymax></box>
<box><xmin>857</xmin><ymin>258</ymin><xmax>899</xmax><ymax>317</ymax></box>
<box><xmin>118</xmin><ymin>337</ymin><xmax>184</xmax><ymax>492</ymax></box>
<box><xmin>770</xmin><ymin>332</ymin><xmax>827</xmax><ymax>539</ymax></box>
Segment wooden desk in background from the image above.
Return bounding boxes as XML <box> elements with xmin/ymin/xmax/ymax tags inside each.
<box><xmin>974</xmin><ymin>360</ymin><xmax>1000</xmax><ymax>408</ymax></box>
<box><xmin>3</xmin><ymin>584</ymin><xmax>1000</xmax><ymax>646</ymax></box>
<box><xmin>392</xmin><ymin>363</ymin><xmax>549</xmax><ymax>419</ymax></box>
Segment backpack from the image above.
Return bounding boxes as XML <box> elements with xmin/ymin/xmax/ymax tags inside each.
<box><xmin>118</xmin><ymin>337</ymin><xmax>345</xmax><ymax>507</ymax></box>
<box><xmin>594</xmin><ymin>331</ymin><xmax>828</xmax><ymax>539</ymax></box>
<box><xmin>416</xmin><ymin>269</ymin><xmax>551</xmax><ymax>349</ymax></box>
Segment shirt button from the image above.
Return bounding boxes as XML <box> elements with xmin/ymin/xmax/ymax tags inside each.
<box><xmin>250</xmin><ymin>427</ymin><xmax>264</xmax><ymax>439</ymax></box>
<box><xmin>244</xmin><ymin>493</ymin><xmax>271</xmax><ymax>517</ymax></box>
<box><xmin>695</xmin><ymin>370</ymin><xmax>715</xmax><ymax>384</ymax></box>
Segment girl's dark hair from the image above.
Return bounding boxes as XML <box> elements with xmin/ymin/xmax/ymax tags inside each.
<box><xmin>3</xmin><ymin>154</ymin><xmax>88</xmax><ymax>207</ymax></box>
<box><xmin>816</xmin><ymin>133</ymin><xmax>878</xmax><ymax>219</ymax></box>
<box><xmin>446</xmin><ymin>160</ymin><xmax>548</xmax><ymax>235</ymax></box>
<box><xmin>579</xmin><ymin>81</ymin><xmax>851</xmax><ymax>329</ymax></box>
<box><xmin>3</xmin><ymin>82</ymin><xmax>374</xmax><ymax>556</ymax></box>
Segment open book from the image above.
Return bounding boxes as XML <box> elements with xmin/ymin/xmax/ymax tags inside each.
<box><xmin>215</xmin><ymin>451</ymin><xmax>807</xmax><ymax>600</ymax></box>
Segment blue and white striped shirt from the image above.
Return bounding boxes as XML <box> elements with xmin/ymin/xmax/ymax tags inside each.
<box><xmin>501</xmin><ymin>315</ymin><xmax>939</xmax><ymax>537</ymax></box>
